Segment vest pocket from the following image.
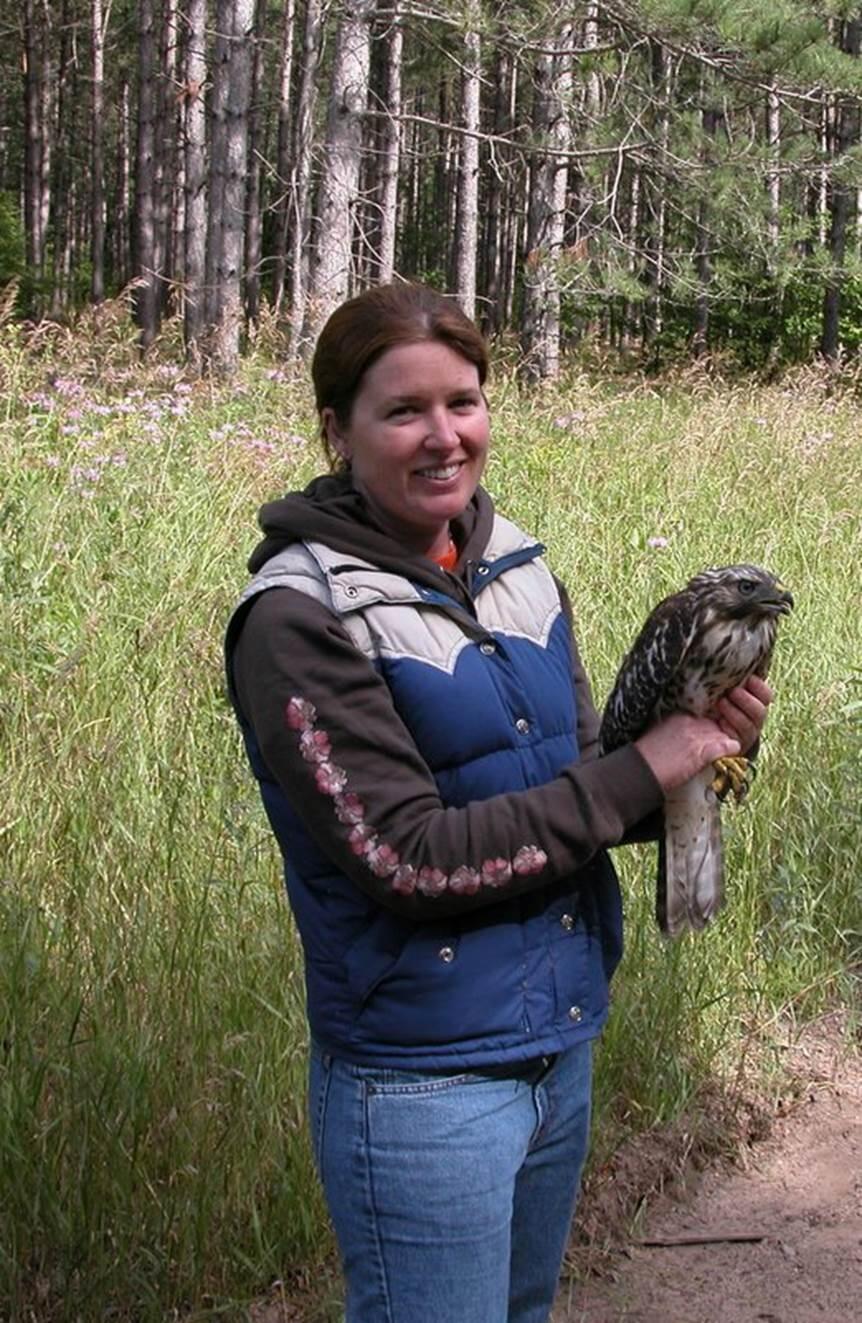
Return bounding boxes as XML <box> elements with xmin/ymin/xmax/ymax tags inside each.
<box><xmin>343</xmin><ymin>912</ymin><xmax>409</xmax><ymax>1008</ymax></box>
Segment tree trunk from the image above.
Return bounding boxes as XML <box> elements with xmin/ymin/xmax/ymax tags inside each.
<box><xmin>243</xmin><ymin>0</ymin><xmax>266</xmax><ymax>327</ymax></box>
<box><xmin>483</xmin><ymin>45</ymin><xmax>504</xmax><ymax>331</ymax></box>
<box><xmin>205</xmin><ymin>0</ymin><xmax>256</xmax><ymax>373</ymax></box>
<box><xmin>622</xmin><ymin>165</ymin><xmax>640</xmax><ymax>347</ymax></box>
<box><xmin>818</xmin><ymin>95</ymin><xmax>833</xmax><ymax>248</ymax></box>
<box><xmin>520</xmin><ymin>25</ymin><xmax>572</xmax><ymax>381</ymax></box>
<box><xmin>287</xmin><ymin>0</ymin><xmax>323</xmax><ymax>347</ymax></box>
<box><xmin>645</xmin><ymin>40</ymin><xmax>671</xmax><ymax>345</ymax></box>
<box><xmin>435</xmin><ymin>77</ymin><xmax>454</xmax><ymax>281</ymax></box>
<box><xmin>135</xmin><ymin>0</ymin><xmax>160</xmax><ymax>347</ymax></box>
<box><xmin>500</xmin><ymin>56</ymin><xmax>520</xmax><ymax>331</ymax></box>
<box><xmin>90</xmin><ymin>0</ymin><xmax>107</xmax><ymax>303</ymax></box>
<box><xmin>22</xmin><ymin>0</ymin><xmax>52</xmax><ymax>316</ymax></box>
<box><xmin>820</xmin><ymin>15</ymin><xmax>862</xmax><ymax>362</ymax></box>
<box><xmin>49</xmin><ymin>0</ymin><xmax>72</xmax><ymax>318</ymax></box>
<box><xmin>766</xmin><ymin>82</ymin><xmax>780</xmax><ymax>250</ymax></box>
<box><xmin>454</xmin><ymin>0</ymin><xmax>480</xmax><ymax>318</ymax></box>
<box><xmin>377</xmin><ymin>2</ymin><xmax>402</xmax><ymax>283</ymax></box>
<box><xmin>483</xmin><ymin>44</ymin><xmax>516</xmax><ymax>334</ymax></box>
<box><xmin>271</xmin><ymin>0</ymin><xmax>297</xmax><ymax>314</ymax></box>
<box><xmin>182</xmin><ymin>0</ymin><xmax>207</xmax><ymax>366</ymax></box>
<box><xmin>305</xmin><ymin>0</ymin><xmax>375</xmax><ymax>349</ymax></box>
<box><xmin>692</xmin><ymin>103</ymin><xmax>719</xmax><ymax>358</ymax></box>
<box><xmin>584</xmin><ymin>0</ymin><xmax>602</xmax><ymax>116</ymax></box>
<box><xmin>114</xmin><ymin>78</ymin><xmax>131</xmax><ymax>288</ymax></box>
<box><xmin>155</xmin><ymin>0</ymin><xmax>179</xmax><ymax>318</ymax></box>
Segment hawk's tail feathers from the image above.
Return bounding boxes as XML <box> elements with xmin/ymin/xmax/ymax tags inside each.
<box><xmin>657</xmin><ymin>772</ymin><xmax>725</xmax><ymax>938</ymax></box>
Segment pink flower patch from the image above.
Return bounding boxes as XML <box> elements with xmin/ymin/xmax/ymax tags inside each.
<box><xmin>417</xmin><ymin>867</ymin><xmax>448</xmax><ymax>897</ymax></box>
<box><xmin>391</xmin><ymin>865</ymin><xmax>417</xmax><ymax>895</ymax></box>
<box><xmin>448</xmin><ymin>865</ymin><xmax>481</xmax><ymax>895</ymax></box>
<box><xmin>286</xmin><ymin>696</ymin><xmax>317</xmax><ymax>730</ymax></box>
<box><xmin>368</xmin><ymin>843</ymin><xmax>400</xmax><ymax>878</ymax></box>
<box><xmin>513</xmin><ymin>845</ymin><xmax>548</xmax><ymax>876</ymax></box>
<box><xmin>334</xmin><ymin>792</ymin><xmax>365</xmax><ymax>825</ymax></box>
<box><xmin>315</xmin><ymin>762</ymin><xmax>348</xmax><ymax>796</ymax></box>
<box><xmin>481</xmin><ymin>857</ymin><xmax>513</xmax><ymax>888</ymax></box>
<box><xmin>299</xmin><ymin>729</ymin><xmax>331</xmax><ymax>764</ymax></box>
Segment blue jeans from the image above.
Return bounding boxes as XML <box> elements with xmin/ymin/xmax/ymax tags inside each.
<box><xmin>308</xmin><ymin>1040</ymin><xmax>593</xmax><ymax>1323</ymax></box>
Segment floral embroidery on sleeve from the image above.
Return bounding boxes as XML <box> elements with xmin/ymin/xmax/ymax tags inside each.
<box><xmin>284</xmin><ymin>695</ymin><xmax>548</xmax><ymax>900</ymax></box>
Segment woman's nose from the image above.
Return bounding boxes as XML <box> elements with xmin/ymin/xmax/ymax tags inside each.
<box><xmin>425</xmin><ymin>408</ymin><xmax>458</xmax><ymax>448</ymax></box>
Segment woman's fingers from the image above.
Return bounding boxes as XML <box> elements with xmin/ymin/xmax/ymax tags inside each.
<box><xmin>715</xmin><ymin>677</ymin><xmax>773</xmax><ymax>751</ymax></box>
<box><xmin>635</xmin><ymin>714</ymin><xmax>740</xmax><ymax>793</ymax></box>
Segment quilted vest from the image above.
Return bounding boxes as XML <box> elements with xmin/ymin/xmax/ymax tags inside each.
<box><xmin>225</xmin><ymin>514</ymin><xmax>623</xmax><ymax>1069</ymax></box>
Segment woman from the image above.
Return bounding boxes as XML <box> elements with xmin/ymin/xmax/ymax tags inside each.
<box><xmin>225</xmin><ymin>283</ymin><xmax>770</xmax><ymax>1323</ymax></box>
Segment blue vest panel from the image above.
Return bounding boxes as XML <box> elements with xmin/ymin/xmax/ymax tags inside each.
<box><xmin>227</xmin><ymin>515</ymin><xmax>623</xmax><ymax>1069</ymax></box>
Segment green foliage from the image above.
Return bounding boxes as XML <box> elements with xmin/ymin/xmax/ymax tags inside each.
<box><xmin>0</xmin><ymin>193</ymin><xmax>25</xmax><ymax>289</ymax></box>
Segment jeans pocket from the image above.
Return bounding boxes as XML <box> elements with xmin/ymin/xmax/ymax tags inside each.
<box><xmin>353</xmin><ymin>1061</ymin><xmax>511</xmax><ymax>1096</ymax></box>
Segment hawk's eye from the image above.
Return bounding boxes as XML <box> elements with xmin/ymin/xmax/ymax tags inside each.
<box><xmin>738</xmin><ymin>579</ymin><xmax>757</xmax><ymax>595</ymax></box>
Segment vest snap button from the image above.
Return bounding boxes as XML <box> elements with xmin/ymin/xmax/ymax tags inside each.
<box><xmin>515</xmin><ymin>717</ymin><xmax>530</xmax><ymax>734</ymax></box>
<box><xmin>480</xmin><ymin>641</ymin><xmax>496</xmax><ymax>656</ymax></box>
<box><xmin>568</xmin><ymin>1005</ymin><xmax>583</xmax><ymax>1022</ymax></box>
<box><xmin>560</xmin><ymin>913</ymin><xmax>574</xmax><ymax>931</ymax></box>
<box><xmin>476</xmin><ymin>564</ymin><xmax>490</xmax><ymax>575</ymax></box>
<box><xmin>344</xmin><ymin>585</ymin><xmax>358</xmax><ymax>598</ymax></box>
<box><xmin>438</xmin><ymin>946</ymin><xmax>455</xmax><ymax>963</ymax></box>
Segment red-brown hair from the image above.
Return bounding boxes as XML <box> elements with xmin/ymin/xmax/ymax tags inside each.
<box><xmin>311</xmin><ymin>282</ymin><xmax>489</xmax><ymax>471</ymax></box>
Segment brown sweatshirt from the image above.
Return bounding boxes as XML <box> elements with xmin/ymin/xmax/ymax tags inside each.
<box><xmin>228</xmin><ymin>476</ymin><xmax>664</xmax><ymax>921</ymax></box>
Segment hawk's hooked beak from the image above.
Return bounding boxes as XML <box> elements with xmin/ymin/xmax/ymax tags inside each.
<box><xmin>767</xmin><ymin>582</ymin><xmax>794</xmax><ymax>615</ymax></box>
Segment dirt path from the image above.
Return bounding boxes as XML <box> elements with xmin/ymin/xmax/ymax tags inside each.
<box><xmin>554</xmin><ymin>1013</ymin><xmax>861</xmax><ymax>1323</ymax></box>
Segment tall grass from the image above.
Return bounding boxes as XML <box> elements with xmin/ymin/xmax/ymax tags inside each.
<box><xmin>2</xmin><ymin>322</ymin><xmax>860</xmax><ymax>1319</ymax></box>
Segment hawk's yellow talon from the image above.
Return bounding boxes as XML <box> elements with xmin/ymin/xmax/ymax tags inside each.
<box><xmin>711</xmin><ymin>755</ymin><xmax>751</xmax><ymax>803</ymax></box>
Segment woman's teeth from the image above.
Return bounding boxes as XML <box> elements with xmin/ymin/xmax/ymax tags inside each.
<box><xmin>419</xmin><ymin>464</ymin><xmax>460</xmax><ymax>480</ymax></box>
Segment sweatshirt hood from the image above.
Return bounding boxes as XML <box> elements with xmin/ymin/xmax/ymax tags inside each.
<box><xmin>248</xmin><ymin>471</ymin><xmax>495</xmax><ymax>594</ymax></box>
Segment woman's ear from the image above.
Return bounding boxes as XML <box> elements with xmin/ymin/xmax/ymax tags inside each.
<box><xmin>321</xmin><ymin>407</ymin><xmax>351</xmax><ymax>465</ymax></box>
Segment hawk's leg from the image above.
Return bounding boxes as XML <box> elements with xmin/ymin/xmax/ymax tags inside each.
<box><xmin>711</xmin><ymin>755</ymin><xmax>755</xmax><ymax>803</ymax></box>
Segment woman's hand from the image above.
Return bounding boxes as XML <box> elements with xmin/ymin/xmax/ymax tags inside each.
<box><xmin>633</xmin><ymin>675</ymin><xmax>774</xmax><ymax>794</ymax></box>
<box><xmin>713</xmin><ymin>674</ymin><xmax>773</xmax><ymax>754</ymax></box>
<box><xmin>634</xmin><ymin>715</ymin><xmax>740</xmax><ymax>794</ymax></box>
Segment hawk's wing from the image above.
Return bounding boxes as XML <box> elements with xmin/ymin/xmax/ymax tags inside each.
<box><xmin>599</xmin><ymin>589</ymin><xmax>697</xmax><ymax>753</ymax></box>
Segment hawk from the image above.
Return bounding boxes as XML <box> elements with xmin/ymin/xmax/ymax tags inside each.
<box><xmin>600</xmin><ymin>565</ymin><xmax>793</xmax><ymax>937</ymax></box>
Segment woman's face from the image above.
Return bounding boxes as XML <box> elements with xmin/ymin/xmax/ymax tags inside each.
<box><xmin>322</xmin><ymin>340</ymin><xmax>490</xmax><ymax>559</ymax></box>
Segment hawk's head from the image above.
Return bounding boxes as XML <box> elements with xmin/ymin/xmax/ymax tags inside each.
<box><xmin>687</xmin><ymin>564</ymin><xmax>794</xmax><ymax>621</ymax></box>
